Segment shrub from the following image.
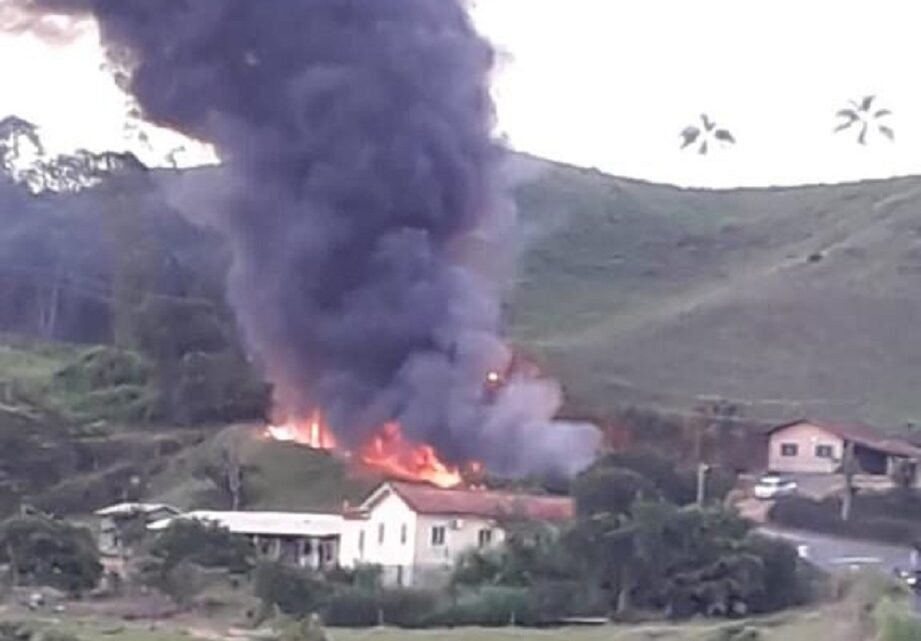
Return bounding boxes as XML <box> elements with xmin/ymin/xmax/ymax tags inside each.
<box><xmin>572</xmin><ymin>464</ymin><xmax>660</xmax><ymax>518</ymax></box>
<box><xmin>525</xmin><ymin>579</ymin><xmax>607</xmax><ymax>620</ymax></box>
<box><xmin>144</xmin><ymin>560</ymin><xmax>208</xmax><ymax>608</ymax></box>
<box><xmin>52</xmin><ymin>347</ymin><xmax>157</xmax><ymax>423</ymax></box>
<box><xmin>172</xmin><ymin>350</ymin><xmax>270</xmax><ymax>426</ymax></box>
<box><xmin>150</xmin><ymin>519</ymin><xmax>254</xmax><ymax>573</ymax></box>
<box><xmin>875</xmin><ymin>597</ymin><xmax>921</xmax><ymax>641</ymax></box>
<box><xmin>54</xmin><ymin>346</ymin><xmax>149</xmax><ymax>391</ymax></box>
<box><xmin>379</xmin><ymin>588</ymin><xmax>442</xmax><ymax>628</ymax></box>
<box><xmin>742</xmin><ymin>534</ymin><xmax>804</xmax><ymax>613</ymax></box>
<box><xmin>322</xmin><ymin>588</ymin><xmax>381</xmax><ymax>627</ymax></box>
<box><xmin>0</xmin><ymin>515</ymin><xmax>101</xmax><ymax>595</ymax></box>
<box><xmin>326</xmin><ymin>564</ymin><xmax>382</xmax><ymax>590</ymax></box>
<box><xmin>253</xmin><ymin>561</ymin><xmax>327</xmax><ymax>618</ymax></box>
<box><xmin>429</xmin><ymin>587</ymin><xmax>534</xmax><ymax>627</ymax></box>
<box><xmin>770</xmin><ymin>496</ymin><xmax>921</xmax><ymax>545</ymax></box>
<box><xmin>279</xmin><ymin>616</ymin><xmax>329</xmax><ymax>641</ymax></box>
<box><xmin>0</xmin><ymin>621</ymin><xmax>37</xmax><ymax>641</ymax></box>
<box><xmin>598</xmin><ymin>450</ymin><xmax>700</xmax><ymax>505</ymax></box>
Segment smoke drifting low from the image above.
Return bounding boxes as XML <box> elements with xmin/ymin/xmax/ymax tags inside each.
<box><xmin>12</xmin><ymin>0</ymin><xmax>599</xmax><ymax>477</ymax></box>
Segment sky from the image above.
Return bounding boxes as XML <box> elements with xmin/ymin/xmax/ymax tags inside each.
<box><xmin>2</xmin><ymin>0</ymin><xmax>921</xmax><ymax>188</ymax></box>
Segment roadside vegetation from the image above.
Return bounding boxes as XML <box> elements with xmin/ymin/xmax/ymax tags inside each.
<box><xmin>0</xmin><ymin>569</ymin><xmax>913</xmax><ymax>641</ymax></box>
<box><xmin>770</xmin><ymin>489</ymin><xmax>921</xmax><ymax>546</ymax></box>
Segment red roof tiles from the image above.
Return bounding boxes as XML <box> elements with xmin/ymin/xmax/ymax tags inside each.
<box><xmin>383</xmin><ymin>481</ymin><xmax>573</xmax><ymax>522</ymax></box>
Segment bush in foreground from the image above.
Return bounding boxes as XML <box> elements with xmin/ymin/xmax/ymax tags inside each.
<box><xmin>769</xmin><ymin>495</ymin><xmax>921</xmax><ymax>545</ymax></box>
<box><xmin>0</xmin><ymin>515</ymin><xmax>101</xmax><ymax>595</ymax></box>
<box><xmin>874</xmin><ymin>597</ymin><xmax>921</xmax><ymax>641</ymax></box>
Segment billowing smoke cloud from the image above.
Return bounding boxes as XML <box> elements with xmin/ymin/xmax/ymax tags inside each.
<box><xmin>12</xmin><ymin>0</ymin><xmax>599</xmax><ymax>476</ymax></box>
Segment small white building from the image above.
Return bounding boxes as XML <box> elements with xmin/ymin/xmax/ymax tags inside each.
<box><xmin>340</xmin><ymin>481</ymin><xmax>574</xmax><ymax>587</ymax></box>
<box><xmin>148</xmin><ymin>510</ymin><xmax>344</xmax><ymax>571</ymax></box>
<box><xmin>95</xmin><ymin>502</ymin><xmax>181</xmax><ymax>557</ymax></box>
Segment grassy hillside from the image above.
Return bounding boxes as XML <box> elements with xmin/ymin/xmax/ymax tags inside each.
<box><xmin>7</xmin><ymin>155</ymin><xmax>921</xmax><ymax>431</ymax></box>
<box><xmin>147</xmin><ymin>424</ymin><xmax>379</xmax><ymax>512</ymax></box>
<box><xmin>509</xmin><ymin>155</ymin><xmax>921</xmax><ymax>428</ymax></box>
<box><xmin>6</xmin><ymin>154</ymin><xmax>921</xmax><ymax>513</ymax></box>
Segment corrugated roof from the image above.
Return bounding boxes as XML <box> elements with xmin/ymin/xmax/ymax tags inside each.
<box><xmin>769</xmin><ymin>419</ymin><xmax>921</xmax><ymax>458</ymax></box>
<box><xmin>369</xmin><ymin>481</ymin><xmax>573</xmax><ymax>522</ymax></box>
<box><xmin>95</xmin><ymin>502</ymin><xmax>180</xmax><ymax>517</ymax></box>
<box><xmin>147</xmin><ymin>510</ymin><xmax>344</xmax><ymax>537</ymax></box>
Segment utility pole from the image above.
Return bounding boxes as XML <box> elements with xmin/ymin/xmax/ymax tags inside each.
<box><xmin>841</xmin><ymin>441</ymin><xmax>857</xmax><ymax>522</ymax></box>
<box><xmin>697</xmin><ymin>463</ymin><xmax>711</xmax><ymax>507</ymax></box>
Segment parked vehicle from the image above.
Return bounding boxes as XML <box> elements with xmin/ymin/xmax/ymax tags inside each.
<box><xmin>894</xmin><ymin>567</ymin><xmax>921</xmax><ymax>591</ymax></box>
<box><xmin>753</xmin><ymin>473</ymin><xmax>798</xmax><ymax>500</ymax></box>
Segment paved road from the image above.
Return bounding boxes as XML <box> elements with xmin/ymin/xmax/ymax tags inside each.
<box><xmin>759</xmin><ymin>526</ymin><xmax>921</xmax><ymax>611</ymax></box>
<box><xmin>759</xmin><ymin>526</ymin><xmax>914</xmax><ymax>571</ymax></box>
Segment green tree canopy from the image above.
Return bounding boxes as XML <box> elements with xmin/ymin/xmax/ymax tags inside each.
<box><xmin>149</xmin><ymin>518</ymin><xmax>254</xmax><ymax>573</ymax></box>
<box><xmin>0</xmin><ymin>514</ymin><xmax>101</xmax><ymax>594</ymax></box>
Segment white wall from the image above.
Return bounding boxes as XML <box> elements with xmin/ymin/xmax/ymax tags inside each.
<box><xmin>340</xmin><ymin>485</ymin><xmax>506</xmax><ymax>587</ymax></box>
<box><xmin>413</xmin><ymin>514</ymin><xmax>504</xmax><ymax>580</ymax></box>
<box><xmin>340</xmin><ymin>488</ymin><xmax>418</xmax><ymax>584</ymax></box>
<box><xmin>338</xmin><ymin>519</ymin><xmax>365</xmax><ymax>569</ymax></box>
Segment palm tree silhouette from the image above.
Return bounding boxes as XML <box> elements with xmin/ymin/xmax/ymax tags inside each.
<box><xmin>834</xmin><ymin>96</ymin><xmax>894</xmax><ymax>145</ymax></box>
<box><xmin>680</xmin><ymin>114</ymin><xmax>735</xmax><ymax>155</ymax></box>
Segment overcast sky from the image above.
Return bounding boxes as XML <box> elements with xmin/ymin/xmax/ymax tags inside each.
<box><xmin>2</xmin><ymin>0</ymin><xmax>921</xmax><ymax>188</ymax></box>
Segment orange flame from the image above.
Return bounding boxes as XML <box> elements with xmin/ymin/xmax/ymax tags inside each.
<box><xmin>264</xmin><ymin>412</ymin><xmax>464</xmax><ymax>489</ymax></box>
<box><xmin>359</xmin><ymin>422</ymin><xmax>463</xmax><ymax>489</ymax></box>
<box><xmin>266</xmin><ymin>411</ymin><xmax>337</xmax><ymax>450</ymax></box>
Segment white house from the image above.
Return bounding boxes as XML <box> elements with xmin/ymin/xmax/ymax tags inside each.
<box><xmin>148</xmin><ymin>510</ymin><xmax>345</xmax><ymax>571</ymax></box>
<box><xmin>124</xmin><ymin>482</ymin><xmax>574</xmax><ymax>587</ymax></box>
<box><xmin>339</xmin><ymin>481</ymin><xmax>574</xmax><ymax>587</ymax></box>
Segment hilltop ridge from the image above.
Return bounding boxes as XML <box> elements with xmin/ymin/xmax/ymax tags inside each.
<box><xmin>508</xmin><ymin>155</ymin><xmax>921</xmax><ymax>427</ymax></box>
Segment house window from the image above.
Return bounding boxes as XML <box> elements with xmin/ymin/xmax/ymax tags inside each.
<box><xmin>478</xmin><ymin>528</ymin><xmax>493</xmax><ymax>548</ymax></box>
<box><xmin>400</xmin><ymin>524</ymin><xmax>408</xmax><ymax>545</ymax></box>
<box><xmin>431</xmin><ymin>525</ymin><xmax>446</xmax><ymax>546</ymax></box>
<box><xmin>358</xmin><ymin>530</ymin><xmax>365</xmax><ymax>557</ymax></box>
<box><xmin>780</xmin><ymin>443</ymin><xmax>798</xmax><ymax>457</ymax></box>
<box><xmin>378</xmin><ymin>523</ymin><xmax>386</xmax><ymax>545</ymax></box>
<box><xmin>815</xmin><ymin>444</ymin><xmax>834</xmax><ymax>459</ymax></box>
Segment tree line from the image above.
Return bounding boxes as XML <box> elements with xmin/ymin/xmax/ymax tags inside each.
<box><xmin>0</xmin><ymin>116</ymin><xmax>269</xmax><ymax>427</ymax></box>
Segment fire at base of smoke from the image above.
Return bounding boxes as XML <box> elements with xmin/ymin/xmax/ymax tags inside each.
<box><xmin>5</xmin><ymin>0</ymin><xmax>601</xmax><ymax>480</ymax></box>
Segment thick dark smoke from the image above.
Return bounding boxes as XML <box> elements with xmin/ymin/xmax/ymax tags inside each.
<box><xmin>13</xmin><ymin>0</ymin><xmax>599</xmax><ymax>476</ymax></box>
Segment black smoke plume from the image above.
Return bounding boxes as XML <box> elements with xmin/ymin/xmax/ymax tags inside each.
<box><xmin>12</xmin><ymin>0</ymin><xmax>599</xmax><ymax>476</ymax></box>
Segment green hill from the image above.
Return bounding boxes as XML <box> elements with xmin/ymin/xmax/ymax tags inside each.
<box><xmin>6</xmin><ymin>153</ymin><xmax>921</xmax><ymax>514</ymax></box>
<box><xmin>508</xmin><ymin>155</ymin><xmax>921</xmax><ymax>428</ymax></box>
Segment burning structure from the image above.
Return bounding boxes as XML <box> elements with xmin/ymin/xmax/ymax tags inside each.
<box><xmin>9</xmin><ymin>0</ymin><xmax>600</xmax><ymax>481</ymax></box>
